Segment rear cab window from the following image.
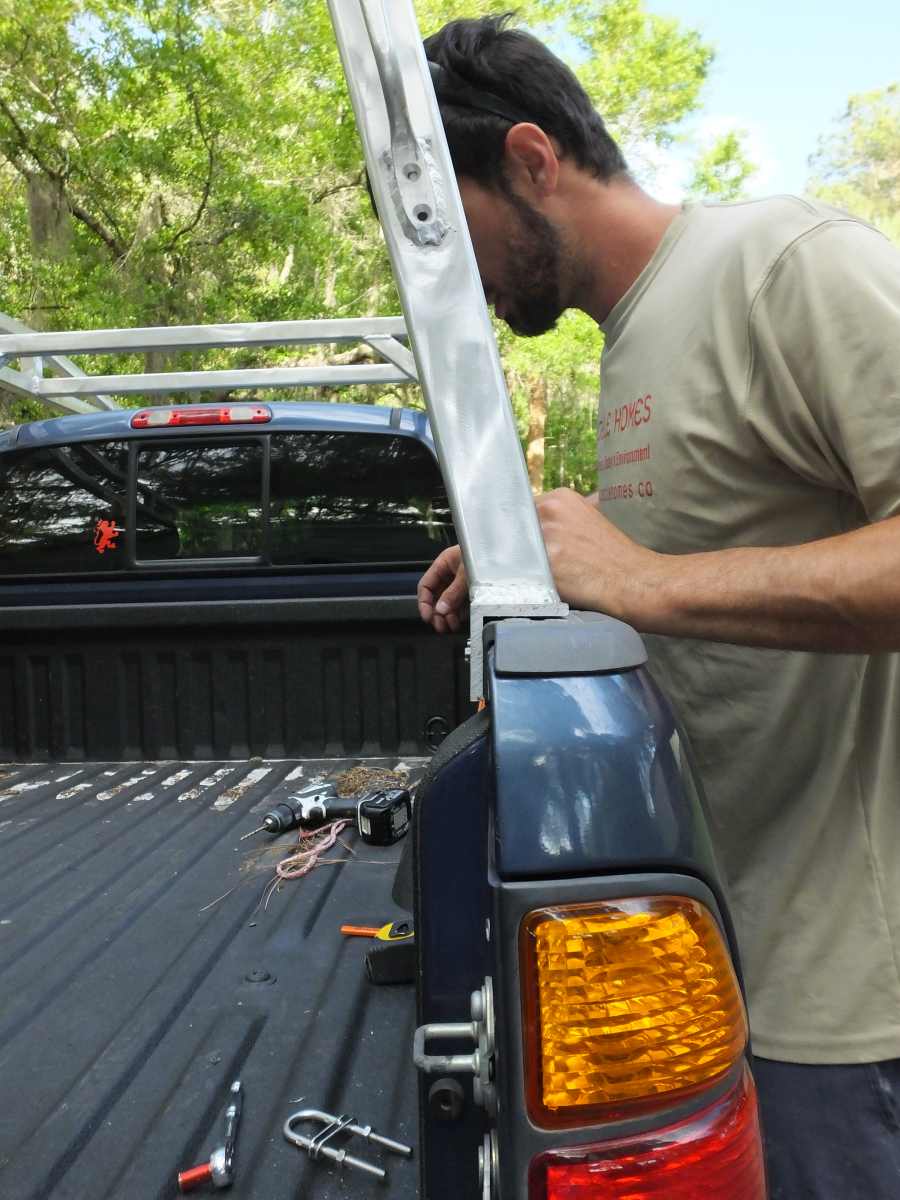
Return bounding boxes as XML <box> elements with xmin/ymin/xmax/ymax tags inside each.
<box><xmin>135</xmin><ymin>440</ymin><xmax>266</xmax><ymax>562</ymax></box>
<box><xmin>0</xmin><ymin>442</ymin><xmax>130</xmax><ymax>574</ymax></box>
<box><xmin>0</xmin><ymin>422</ymin><xmax>454</xmax><ymax>577</ymax></box>
<box><xmin>269</xmin><ymin>431</ymin><xmax>453</xmax><ymax>565</ymax></box>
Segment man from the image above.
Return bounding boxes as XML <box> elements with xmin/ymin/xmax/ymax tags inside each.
<box><xmin>416</xmin><ymin>13</ymin><xmax>900</xmax><ymax>1199</ymax></box>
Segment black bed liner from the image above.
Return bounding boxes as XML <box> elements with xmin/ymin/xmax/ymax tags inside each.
<box><xmin>0</xmin><ymin>758</ymin><xmax>424</xmax><ymax>1200</ymax></box>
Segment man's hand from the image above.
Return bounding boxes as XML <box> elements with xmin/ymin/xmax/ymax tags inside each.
<box><xmin>536</xmin><ymin>490</ymin><xmax>900</xmax><ymax>650</ymax></box>
<box><xmin>417</xmin><ymin>544</ymin><xmax>468</xmax><ymax>633</ymax></box>
<box><xmin>535</xmin><ymin>488</ymin><xmax>662</xmax><ymax>618</ymax></box>
<box><xmin>417</xmin><ymin>489</ymin><xmax>663</xmax><ymax>634</ymax></box>
<box><xmin>418</xmin><ymin>487</ymin><xmax>900</xmax><ymax>651</ymax></box>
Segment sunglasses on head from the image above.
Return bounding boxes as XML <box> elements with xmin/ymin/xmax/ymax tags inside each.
<box><xmin>427</xmin><ymin>60</ymin><xmax>532</xmax><ymax>127</ymax></box>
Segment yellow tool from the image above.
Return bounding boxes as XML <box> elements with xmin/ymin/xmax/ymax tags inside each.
<box><xmin>340</xmin><ymin>920</ymin><xmax>414</xmax><ymax>942</ymax></box>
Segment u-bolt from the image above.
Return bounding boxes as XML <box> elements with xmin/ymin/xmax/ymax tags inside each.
<box><xmin>283</xmin><ymin>1108</ymin><xmax>412</xmax><ymax>1180</ymax></box>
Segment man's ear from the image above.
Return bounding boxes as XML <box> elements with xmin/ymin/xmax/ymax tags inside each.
<box><xmin>502</xmin><ymin>124</ymin><xmax>561</xmax><ymax>199</ymax></box>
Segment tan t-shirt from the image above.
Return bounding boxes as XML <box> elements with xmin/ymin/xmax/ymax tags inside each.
<box><xmin>598</xmin><ymin>196</ymin><xmax>900</xmax><ymax>1063</ymax></box>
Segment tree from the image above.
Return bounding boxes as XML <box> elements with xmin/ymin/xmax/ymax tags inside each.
<box><xmin>687</xmin><ymin>131</ymin><xmax>756</xmax><ymax>202</ymax></box>
<box><xmin>0</xmin><ymin>0</ymin><xmax>396</xmax><ymax>397</ymax></box>
<box><xmin>0</xmin><ymin>0</ymin><xmax>744</xmax><ymax>478</ymax></box>
<box><xmin>809</xmin><ymin>84</ymin><xmax>900</xmax><ymax>243</ymax></box>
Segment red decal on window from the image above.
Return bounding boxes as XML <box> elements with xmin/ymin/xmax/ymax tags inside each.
<box><xmin>93</xmin><ymin>518</ymin><xmax>120</xmax><ymax>554</ymax></box>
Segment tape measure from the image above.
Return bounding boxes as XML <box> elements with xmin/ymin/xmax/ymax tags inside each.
<box><xmin>340</xmin><ymin>920</ymin><xmax>414</xmax><ymax>941</ymax></box>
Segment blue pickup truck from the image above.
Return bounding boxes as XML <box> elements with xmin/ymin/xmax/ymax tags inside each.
<box><xmin>0</xmin><ymin>399</ymin><xmax>765</xmax><ymax>1199</ymax></box>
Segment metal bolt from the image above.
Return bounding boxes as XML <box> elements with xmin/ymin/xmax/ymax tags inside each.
<box><xmin>244</xmin><ymin>968</ymin><xmax>274</xmax><ymax>984</ymax></box>
<box><xmin>428</xmin><ymin>1078</ymin><xmax>465</xmax><ymax>1122</ymax></box>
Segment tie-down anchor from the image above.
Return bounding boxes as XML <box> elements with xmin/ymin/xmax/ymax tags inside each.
<box><xmin>283</xmin><ymin>1108</ymin><xmax>413</xmax><ymax>1180</ymax></box>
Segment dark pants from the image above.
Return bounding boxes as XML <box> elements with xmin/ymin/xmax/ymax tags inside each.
<box><xmin>754</xmin><ymin>1056</ymin><xmax>900</xmax><ymax>1198</ymax></box>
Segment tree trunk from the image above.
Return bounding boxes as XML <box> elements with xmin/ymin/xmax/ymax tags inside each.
<box><xmin>26</xmin><ymin>173</ymin><xmax>72</xmax><ymax>331</ymax></box>
<box><xmin>26</xmin><ymin>173</ymin><xmax>71</xmax><ymax>261</ymax></box>
<box><xmin>132</xmin><ymin>193</ymin><xmax>174</xmax><ymax>405</ymax></box>
<box><xmin>526</xmin><ymin>374</ymin><xmax>547</xmax><ymax>495</ymax></box>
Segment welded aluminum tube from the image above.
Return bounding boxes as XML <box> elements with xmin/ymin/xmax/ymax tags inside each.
<box><xmin>33</xmin><ymin>363</ymin><xmax>410</xmax><ymax>397</ymax></box>
<box><xmin>327</xmin><ymin>0</ymin><xmax>562</xmax><ymax>613</ymax></box>
<box><xmin>0</xmin><ymin>317</ymin><xmax>409</xmax><ymax>359</ymax></box>
<box><xmin>0</xmin><ymin>311</ymin><xmax>116</xmax><ymax>410</ymax></box>
<box><xmin>0</xmin><ymin>365</ymin><xmax>102</xmax><ymax>415</ymax></box>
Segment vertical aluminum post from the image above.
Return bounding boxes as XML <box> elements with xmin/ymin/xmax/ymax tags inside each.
<box><xmin>327</xmin><ymin>0</ymin><xmax>566</xmax><ymax>699</ymax></box>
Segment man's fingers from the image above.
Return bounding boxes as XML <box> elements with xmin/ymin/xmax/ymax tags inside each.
<box><xmin>418</xmin><ymin>545</ymin><xmax>468</xmax><ymax>630</ymax></box>
<box><xmin>434</xmin><ymin>565</ymin><xmax>468</xmax><ymax>616</ymax></box>
<box><xmin>433</xmin><ymin>568</ymin><xmax>468</xmax><ymax>632</ymax></box>
<box><xmin>418</xmin><ymin>546</ymin><xmax>460</xmax><ymax>618</ymax></box>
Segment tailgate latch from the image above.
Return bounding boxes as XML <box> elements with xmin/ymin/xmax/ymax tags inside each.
<box><xmin>412</xmin><ymin>976</ymin><xmax>496</xmax><ymax>1115</ymax></box>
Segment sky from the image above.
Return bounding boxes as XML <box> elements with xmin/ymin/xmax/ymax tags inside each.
<box><xmin>634</xmin><ymin>0</ymin><xmax>899</xmax><ymax>201</ymax></box>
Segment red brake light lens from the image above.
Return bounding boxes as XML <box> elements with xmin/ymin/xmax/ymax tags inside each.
<box><xmin>530</xmin><ymin>1068</ymin><xmax>766</xmax><ymax>1200</ymax></box>
<box><xmin>131</xmin><ymin>404</ymin><xmax>271</xmax><ymax>428</ymax></box>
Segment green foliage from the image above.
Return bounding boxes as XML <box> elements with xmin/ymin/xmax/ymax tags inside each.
<box><xmin>687</xmin><ymin>130</ymin><xmax>756</xmax><ymax>201</ymax></box>
<box><xmin>552</xmin><ymin>0</ymin><xmax>713</xmax><ymax>149</ymax></box>
<box><xmin>0</xmin><ymin>0</ymin><xmax>732</xmax><ymax>486</ymax></box>
<box><xmin>0</xmin><ymin>0</ymin><xmax>394</xmax><ymax>368</ymax></box>
<box><xmin>809</xmin><ymin>84</ymin><xmax>900</xmax><ymax>243</ymax></box>
<box><xmin>500</xmin><ymin>310</ymin><xmax>602</xmax><ymax>493</ymax></box>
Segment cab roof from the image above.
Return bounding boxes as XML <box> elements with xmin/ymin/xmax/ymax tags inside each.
<box><xmin>0</xmin><ymin>401</ymin><xmax>432</xmax><ymax>454</ymax></box>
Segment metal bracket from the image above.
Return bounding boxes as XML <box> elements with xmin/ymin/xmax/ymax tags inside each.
<box><xmin>413</xmin><ymin>977</ymin><xmax>497</xmax><ymax>1114</ymax></box>
<box><xmin>359</xmin><ymin>0</ymin><xmax>448</xmax><ymax>246</ymax></box>
<box><xmin>362</xmin><ymin>333</ymin><xmax>419</xmax><ymax>380</ymax></box>
<box><xmin>469</xmin><ymin>604</ymin><xmax>567</xmax><ymax>702</ymax></box>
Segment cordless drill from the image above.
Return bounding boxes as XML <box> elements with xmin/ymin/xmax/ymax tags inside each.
<box><xmin>241</xmin><ymin>781</ymin><xmax>411</xmax><ymax>845</ymax></box>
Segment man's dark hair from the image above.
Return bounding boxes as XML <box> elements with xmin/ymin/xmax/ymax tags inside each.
<box><xmin>424</xmin><ymin>13</ymin><xmax>628</xmax><ymax>188</ymax></box>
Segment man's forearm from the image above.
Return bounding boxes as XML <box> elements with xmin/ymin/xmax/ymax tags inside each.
<box><xmin>642</xmin><ymin>516</ymin><xmax>900</xmax><ymax>652</ymax></box>
<box><xmin>535</xmin><ymin>489</ymin><xmax>900</xmax><ymax>653</ymax></box>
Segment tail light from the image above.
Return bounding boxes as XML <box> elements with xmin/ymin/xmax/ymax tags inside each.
<box><xmin>131</xmin><ymin>404</ymin><xmax>271</xmax><ymax>428</ymax></box>
<box><xmin>520</xmin><ymin>896</ymin><xmax>747</xmax><ymax>1127</ymax></box>
<box><xmin>529</xmin><ymin>1067</ymin><xmax>766</xmax><ymax>1199</ymax></box>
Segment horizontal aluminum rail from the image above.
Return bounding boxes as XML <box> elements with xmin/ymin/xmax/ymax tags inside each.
<box><xmin>0</xmin><ymin>316</ymin><xmax>418</xmax><ymax>415</ymax></box>
<box><xmin>0</xmin><ymin>316</ymin><xmax>409</xmax><ymax>358</ymax></box>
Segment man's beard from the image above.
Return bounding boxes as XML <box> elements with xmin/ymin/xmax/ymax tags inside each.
<box><xmin>501</xmin><ymin>189</ymin><xmax>566</xmax><ymax>337</ymax></box>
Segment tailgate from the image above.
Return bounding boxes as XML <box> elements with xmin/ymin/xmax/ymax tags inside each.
<box><xmin>0</xmin><ymin>758</ymin><xmax>423</xmax><ymax>1200</ymax></box>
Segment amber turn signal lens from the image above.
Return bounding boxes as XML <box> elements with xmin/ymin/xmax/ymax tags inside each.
<box><xmin>521</xmin><ymin>896</ymin><xmax>748</xmax><ymax>1126</ymax></box>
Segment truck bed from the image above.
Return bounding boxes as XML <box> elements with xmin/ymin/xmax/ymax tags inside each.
<box><xmin>0</xmin><ymin>757</ymin><xmax>424</xmax><ymax>1200</ymax></box>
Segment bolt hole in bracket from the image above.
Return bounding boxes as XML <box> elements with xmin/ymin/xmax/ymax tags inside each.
<box><xmin>359</xmin><ymin>0</ymin><xmax>448</xmax><ymax>247</ymax></box>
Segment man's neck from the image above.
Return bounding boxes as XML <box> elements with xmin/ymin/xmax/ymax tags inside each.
<box><xmin>560</xmin><ymin>173</ymin><xmax>683</xmax><ymax>325</ymax></box>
